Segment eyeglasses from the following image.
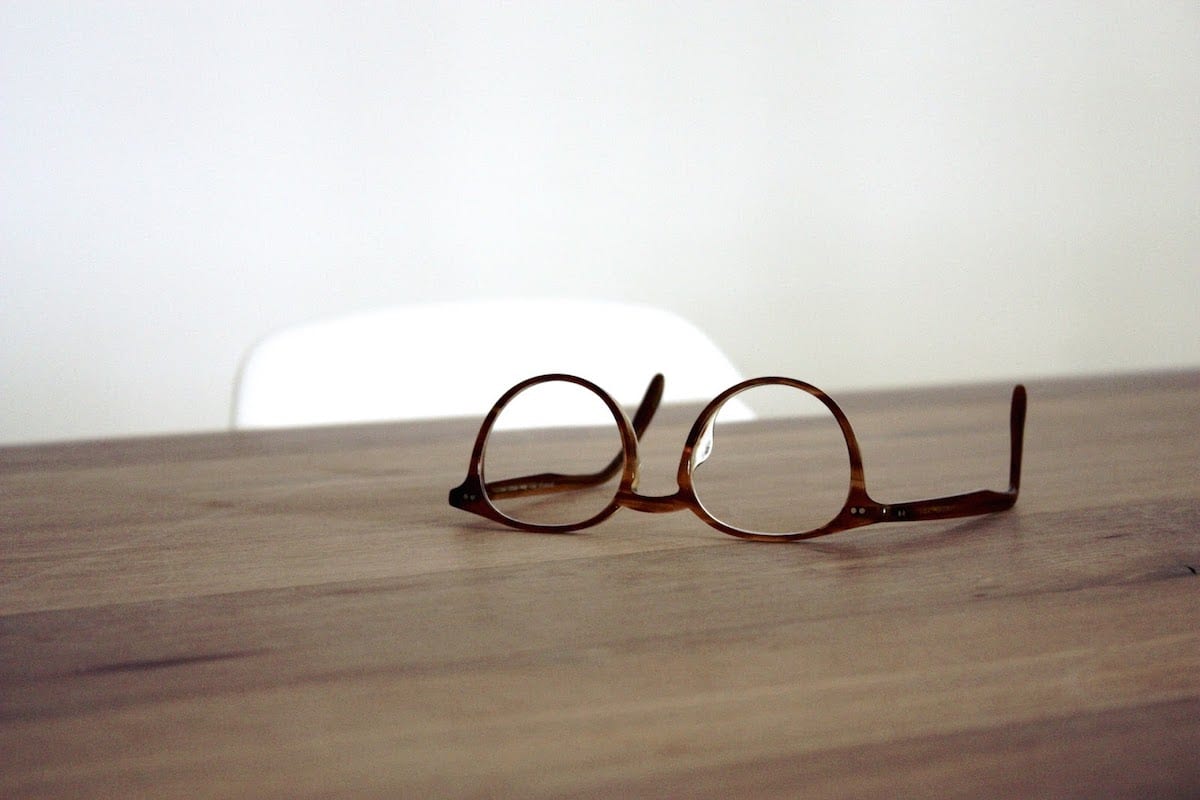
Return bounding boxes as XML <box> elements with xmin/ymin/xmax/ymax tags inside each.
<box><xmin>448</xmin><ymin>373</ymin><xmax>1026</xmax><ymax>542</ymax></box>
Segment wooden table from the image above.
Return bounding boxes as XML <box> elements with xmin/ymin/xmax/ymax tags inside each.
<box><xmin>3</xmin><ymin>371</ymin><xmax>1198</xmax><ymax>798</ymax></box>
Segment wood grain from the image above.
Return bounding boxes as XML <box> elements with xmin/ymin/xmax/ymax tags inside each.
<box><xmin>2</xmin><ymin>371</ymin><xmax>1198</xmax><ymax>798</ymax></box>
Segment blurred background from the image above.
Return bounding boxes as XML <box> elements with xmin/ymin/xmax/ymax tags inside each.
<box><xmin>3</xmin><ymin>1</ymin><xmax>1197</xmax><ymax>445</ymax></box>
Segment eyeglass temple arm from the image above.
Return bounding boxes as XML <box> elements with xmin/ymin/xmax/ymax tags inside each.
<box><xmin>482</xmin><ymin>374</ymin><xmax>665</xmax><ymax>500</ymax></box>
<box><xmin>869</xmin><ymin>385</ymin><xmax>1026</xmax><ymax>523</ymax></box>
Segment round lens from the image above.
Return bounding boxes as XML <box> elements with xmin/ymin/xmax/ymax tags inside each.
<box><xmin>690</xmin><ymin>383</ymin><xmax>850</xmax><ymax>536</ymax></box>
<box><xmin>482</xmin><ymin>379</ymin><xmax>625</xmax><ymax>526</ymax></box>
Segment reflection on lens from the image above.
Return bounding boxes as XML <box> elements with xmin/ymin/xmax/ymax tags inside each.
<box><xmin>482</xmin><ymin>379</ymin><xmax>624</xmax><ymax>526</ymax></box>
<box><xmin>691</xmin><ymin>383</ymin><xmax>850</xmax><ymax>535</ymax></box>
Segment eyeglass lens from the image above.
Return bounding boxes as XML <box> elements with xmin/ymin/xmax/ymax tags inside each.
<box><xmin>481</xmin><ymin>379</ymin><xmax>624</xmax><ymax>526</ymax></box>
<box><xmin>690</xmin><ymin>384</ymin><xmax>850</xmax><ymax>535</ymax></box>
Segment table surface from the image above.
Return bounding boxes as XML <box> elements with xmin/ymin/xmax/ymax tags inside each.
<box><xmin>2</xmin><ymin>371</ymin><xmax>1198</xmax><ymax>798</ymax></box>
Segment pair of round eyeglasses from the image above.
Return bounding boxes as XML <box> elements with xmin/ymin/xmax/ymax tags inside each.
<box><xmin>449</xmin><ymin>374</ymin><xmax>1026</xmax><ymax>542</ymax></box>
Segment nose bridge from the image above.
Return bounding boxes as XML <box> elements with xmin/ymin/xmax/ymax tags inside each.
<box><xmin>617</xmin><ymin>488</ymin><xmax>689</xmax><ymax>514</ymax></box>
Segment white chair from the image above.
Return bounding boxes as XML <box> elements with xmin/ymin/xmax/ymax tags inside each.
<box><xmin>232</xmin><ymin>298</ymin><xmax>752</xmax><ymax>429</ymax></box>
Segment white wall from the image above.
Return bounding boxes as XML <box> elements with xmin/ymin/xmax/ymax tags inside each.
<box><xmin>3</xmin><ymin>1</ymin><xmax>1197</xmax><ymax>444</ymax></box>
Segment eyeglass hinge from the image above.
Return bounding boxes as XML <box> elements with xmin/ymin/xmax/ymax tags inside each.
<box><xmin>849</xmin><ymin>504</ymin><xmax>910</xmax><ymax>520</ymax></box>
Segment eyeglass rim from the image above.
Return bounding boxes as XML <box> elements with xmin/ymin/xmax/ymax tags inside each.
<box><xmin>465</xmin><ymin>373</ymin><xmax>642</xmax><ymax>532</ymax></box>
<box><xmin>679</xmin><ymin>376</ymin><xmax>868</xmax><ymax>537</ymax></box>
<box><xmin>452</xmin><ymin>372</ymin><xmax>875</xmax><ymax>538</ymax></box>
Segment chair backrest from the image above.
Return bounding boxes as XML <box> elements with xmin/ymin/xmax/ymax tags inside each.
<box><xmin>232</xmin><ymin>299</ymin><xmax>751</xmax><ymax>429</ymax></box>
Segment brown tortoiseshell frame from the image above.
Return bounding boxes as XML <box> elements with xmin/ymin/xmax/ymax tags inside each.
<box><xmin>449</xmin><ymin>373</ymin><xmax>1026</xmax><ymax>542</ymax></box>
